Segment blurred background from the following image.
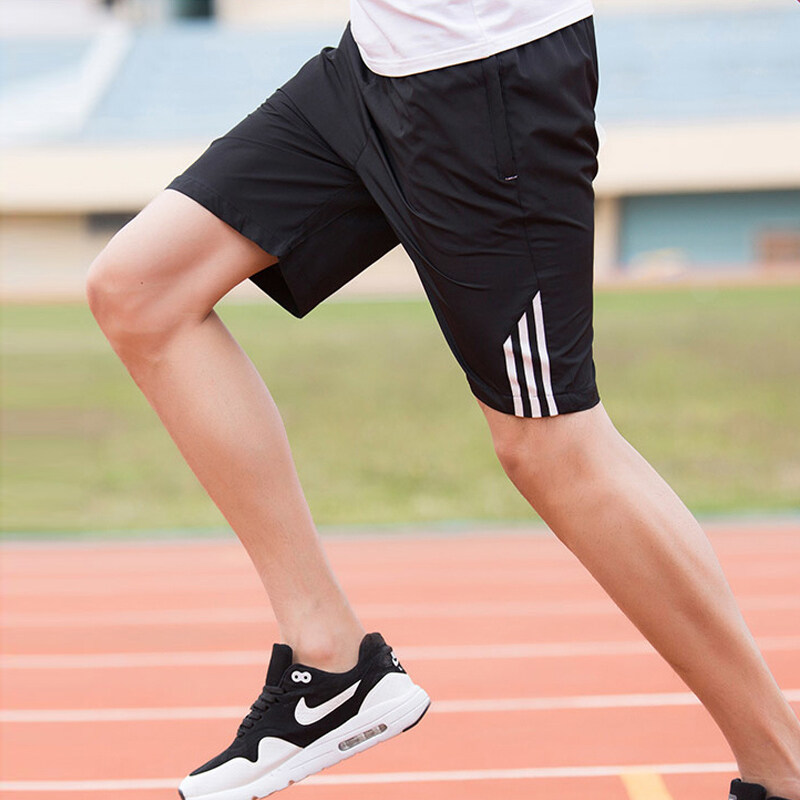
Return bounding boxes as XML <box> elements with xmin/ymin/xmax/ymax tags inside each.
<box><xmin>1</xmin><ymin>0</ymin><xmax>799</xmax><ymax>535</ymax></box>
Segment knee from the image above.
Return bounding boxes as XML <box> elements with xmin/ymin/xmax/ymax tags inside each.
<box><xmin>490</xmin><ymin>425</ymin><xmax>529</xmax><ymax>483</ymax></box>
<box><xmin>86</xmin><ymin>241</ymin><xmax>177</xmax><ymax>360</ymax></box>
<box><xmin>85</xmin><ymin>244</ymin><xmax>119</xmax><ymax>329</ymax></box>
<box><xmin>489</xmin><ymin>419</ymin><xmax>559</xmax><ymax>496</ymax></box>
<box><xmin>487</xmin><ymin>408</ymin><xmax>603</xmax><ymax>493</ymax></box>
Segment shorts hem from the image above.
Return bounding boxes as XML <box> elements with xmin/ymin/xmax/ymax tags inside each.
<box><xmin>167</xmin><ymin>175</ymin><xmax>292</xmax><ymax>261</ymax></box>
<box><xmin>166</xmin><ymin>175</ymin><xmax>316</xmax><ymax>316</ymax></box>
<box><xmin>471</xmin><ymin>380</ymin><xmax>600</xmax><ymax>418</ymax></box>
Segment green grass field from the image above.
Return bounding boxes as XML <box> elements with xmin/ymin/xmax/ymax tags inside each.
<box><xmin>2</xmin><ymin>284</ymin><xmax>799</xmax><ymax>535</ymax></box>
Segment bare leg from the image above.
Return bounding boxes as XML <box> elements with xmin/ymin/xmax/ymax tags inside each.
<box><xmin>481</xmin><ymin>400</ymin><xmax>800</xmax><ymax>799</ymax></box>
<box><xmin>87</xmin><ymin>190</ymin><xmax>364</xmax><ymax>670</ymax></box>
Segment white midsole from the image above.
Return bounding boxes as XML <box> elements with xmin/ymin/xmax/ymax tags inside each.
<box><xmin>184</xmin><ymin>684</ymin><xmax>430</xmax><ymax>800</ymax></box>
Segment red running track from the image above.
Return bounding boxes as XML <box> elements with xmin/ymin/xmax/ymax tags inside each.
<box><xmin>1</xmin><ymin>523</ymin><xmax>799</xmax><ymax>800</ymax></box>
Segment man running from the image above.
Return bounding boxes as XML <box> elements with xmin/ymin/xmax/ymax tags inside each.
<box><xmin>86</xmin><ymin>1</ymin><xmax>800</xmax><ymax>799</ymax></box>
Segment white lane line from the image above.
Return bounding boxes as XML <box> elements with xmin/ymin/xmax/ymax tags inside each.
<box><xmin>4</xmin><ymin>558</ymin><xmax>800</xmax><ymax>597</ymax></box>
<box><xmin>0</xmin><ymin>599</ymin><xmax>614</xmax><ymax>627</ymax></box>
<box><xmin>0</xmin><ymin>706</ymin><xmax>246</xmax><ymax>722</ymax></box>
<box><xmin>4</xmin><ymin>636</ymin><xmax>800</xmax><ymax>670</ymax></box>
<box><xmin>0</xmin><ymin>762</ymin><xmax>739</xmax><ymax>791</ymax></box>
<box><xmin>0</xmin><ymin>641</ymin><xmax>655</xmax><ymax>669</ymax></box>
<box><xmin>0</xmin><ymin>568</ymin><xmax>591</xmax><ymax>597</ymax></box>
<box><xmin>3</xmin><ymin>595</ymin><xmax>799</xmax><ymax>628</ymax></box>
<box><xmin>2</xmin><ymin>690</ymin><xmax>799</xmax><ymax>723</ymax></box>
<box><xmin>0</xmin><ymin>779</ymin><xmax>178</xmax><ymax>791</ymax></box>
<box><xmin>0</xmin><ymin>607</ymin><xmax>277</xmax><ymax>628</ymax></box>
<box><xmin>435</xmin><ymin>688</ymin><xmax>800</xmax><ymax>712</ymax></box>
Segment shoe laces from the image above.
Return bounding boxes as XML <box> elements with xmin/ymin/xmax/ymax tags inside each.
<box><xmin>237</xmin><ymin>684</ymin><xmax>286</xmax><ymax>736</ymax></box>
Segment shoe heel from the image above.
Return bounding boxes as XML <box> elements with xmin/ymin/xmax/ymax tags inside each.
<box><xmin>402</xmin><ymin>699</ymin><xmax>430</xmax><ymax>732</ymax></box>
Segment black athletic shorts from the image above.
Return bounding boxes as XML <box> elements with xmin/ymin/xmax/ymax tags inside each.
<box><xmin>168</xmin><ymin>18</ymin><xmax>600</xmax><ymax>417</ymax></box>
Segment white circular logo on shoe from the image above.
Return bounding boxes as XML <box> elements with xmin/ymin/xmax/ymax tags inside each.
<box><xmin>291</xmin><ymin>670</ymin><xmax>312</xmax><ymax>684</ymax></box>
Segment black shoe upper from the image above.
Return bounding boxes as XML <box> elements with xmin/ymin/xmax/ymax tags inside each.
<box><xmin>731</xmin><ymin>779</ymin><xmax>767</xmax><ymax>800</ymax></box>
<box><xmin>191</xmin><ymin>632</ymin><xmax>406</xmax><ymax>775</ymax></box>
<box><xmin>730</xmin><ymin>778</ymin><xmax>794</xmax><ymax>800</ymax></box>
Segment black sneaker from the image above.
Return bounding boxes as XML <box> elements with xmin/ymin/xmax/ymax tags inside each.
<box><xmin>729</xmin><ymin>778</ymin><xmax>793</xmax><ymax>800</ymax></box>
<box><xmin>179</xmin><ymin>632</ymin><xmax>430</xmax><ymax>800</ymax></box>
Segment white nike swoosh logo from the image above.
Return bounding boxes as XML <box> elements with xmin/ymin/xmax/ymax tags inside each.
<box><xmin>294</xmin><ymin>680</ymin><xmax>361</xmax><ymax>726</ymax></box>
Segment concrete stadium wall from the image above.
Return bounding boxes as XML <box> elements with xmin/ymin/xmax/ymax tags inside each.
<box><xmin>3</xmin><ymin>122</ymin><xmax>800</xmax><ymax>299</ymax></box>
<box><xmin>620</xmin><ymin>190</ymin><xmax>800</xmax><ymax>269</ymax></box>
<box><xmin>0</xmin><ymin>214</ymin><xmax>110</xmax><ymax>300</ymax></box>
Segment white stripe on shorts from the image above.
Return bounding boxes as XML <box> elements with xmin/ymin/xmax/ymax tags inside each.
<box><xmin>502</xmin><ymin>334</ymin><xmax>524</xmax><ymax>416</ymax></box>
<box><xmin>517</xmin><ymin>312</ymin><xmax>542</xmax><ymax>417</ymax></box>
<box><xmin>532</xmin><ymin>292</ymin><xmax>558</xmax><ymax>416</ymax></box>
<box><xmin>503</xmin><ymin>292</ymin><xmax>558</xmax><ymax>418</ymax></box>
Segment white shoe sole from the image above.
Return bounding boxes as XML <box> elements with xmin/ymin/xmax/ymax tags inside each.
<box><xmin>181</xmin><ymin>684</ymin><xmax>430</xmax><ymax>800</ymax></box>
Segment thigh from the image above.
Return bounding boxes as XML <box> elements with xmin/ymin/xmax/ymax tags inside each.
<box><xmin>98</xmin><ymin>190</ymin><xmax>277</xmax><ymax>316</ymax></box>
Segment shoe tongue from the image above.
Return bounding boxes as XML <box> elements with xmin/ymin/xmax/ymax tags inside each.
<box><xmin>730</xmin><ymin>780</ymin><xmax>767</xmax><ymax>800</ymax></box>
<box><xmin>265</xmin><ymin>643</ymin><xmax>294</xmax><ymax>686</ymax></box>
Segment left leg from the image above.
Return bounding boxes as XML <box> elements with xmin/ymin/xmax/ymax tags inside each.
<box><xmin>481</xmin><ymin>399</ymin><xmax>800</xmax><ymax>800</ymax></box>
<box><xmin>87</xmin><ymin>191</ymin><xmax>364</xmax><ymax>670</ymax></box>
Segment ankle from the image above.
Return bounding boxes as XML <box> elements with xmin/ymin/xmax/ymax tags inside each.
<box><xmin>733</xmin><ymin>698</ymin><xmax>800</xmax><ymax>799</ymax></box>
<box><xmin>288</xmin><ymin>622</ymin><xmax>365</xmax><ymax>673</ymax></box>
<box><xmin>765</xmin><ymin>778</ymin><xmax>800</xmax><ymax>800</ymax></box>
<box><xmin>741</xmin><ymin>762</ymin><xmax>800</xmax><ymax>800</ymax></box>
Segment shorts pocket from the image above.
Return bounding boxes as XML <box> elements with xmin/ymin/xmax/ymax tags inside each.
<box><xmin>481</xmin><ymin>55</ymin><xmax>518</xmax><ymax>182</ymax></box>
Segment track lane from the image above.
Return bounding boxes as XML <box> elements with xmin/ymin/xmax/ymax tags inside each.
<box><xmin>2</xmin><ymin>524</ymin><xmax>798</xmax><ymax>800</ymax></box>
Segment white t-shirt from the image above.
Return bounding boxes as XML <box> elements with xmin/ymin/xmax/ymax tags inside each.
<box><xmin>350</xmin><ymin>0</ymin><xmax>594</xmax><ymax>77</ymax></box>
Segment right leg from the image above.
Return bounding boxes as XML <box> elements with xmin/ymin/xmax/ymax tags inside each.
<box><xmin>86</xmin><ymin>189</ymin><xmax>364</xmax><ymax>671</ymax></box>
<box><xmin>481</xmin><ymin>401</ymin><xmax>800</xmax><ymax>800</ymax></box>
